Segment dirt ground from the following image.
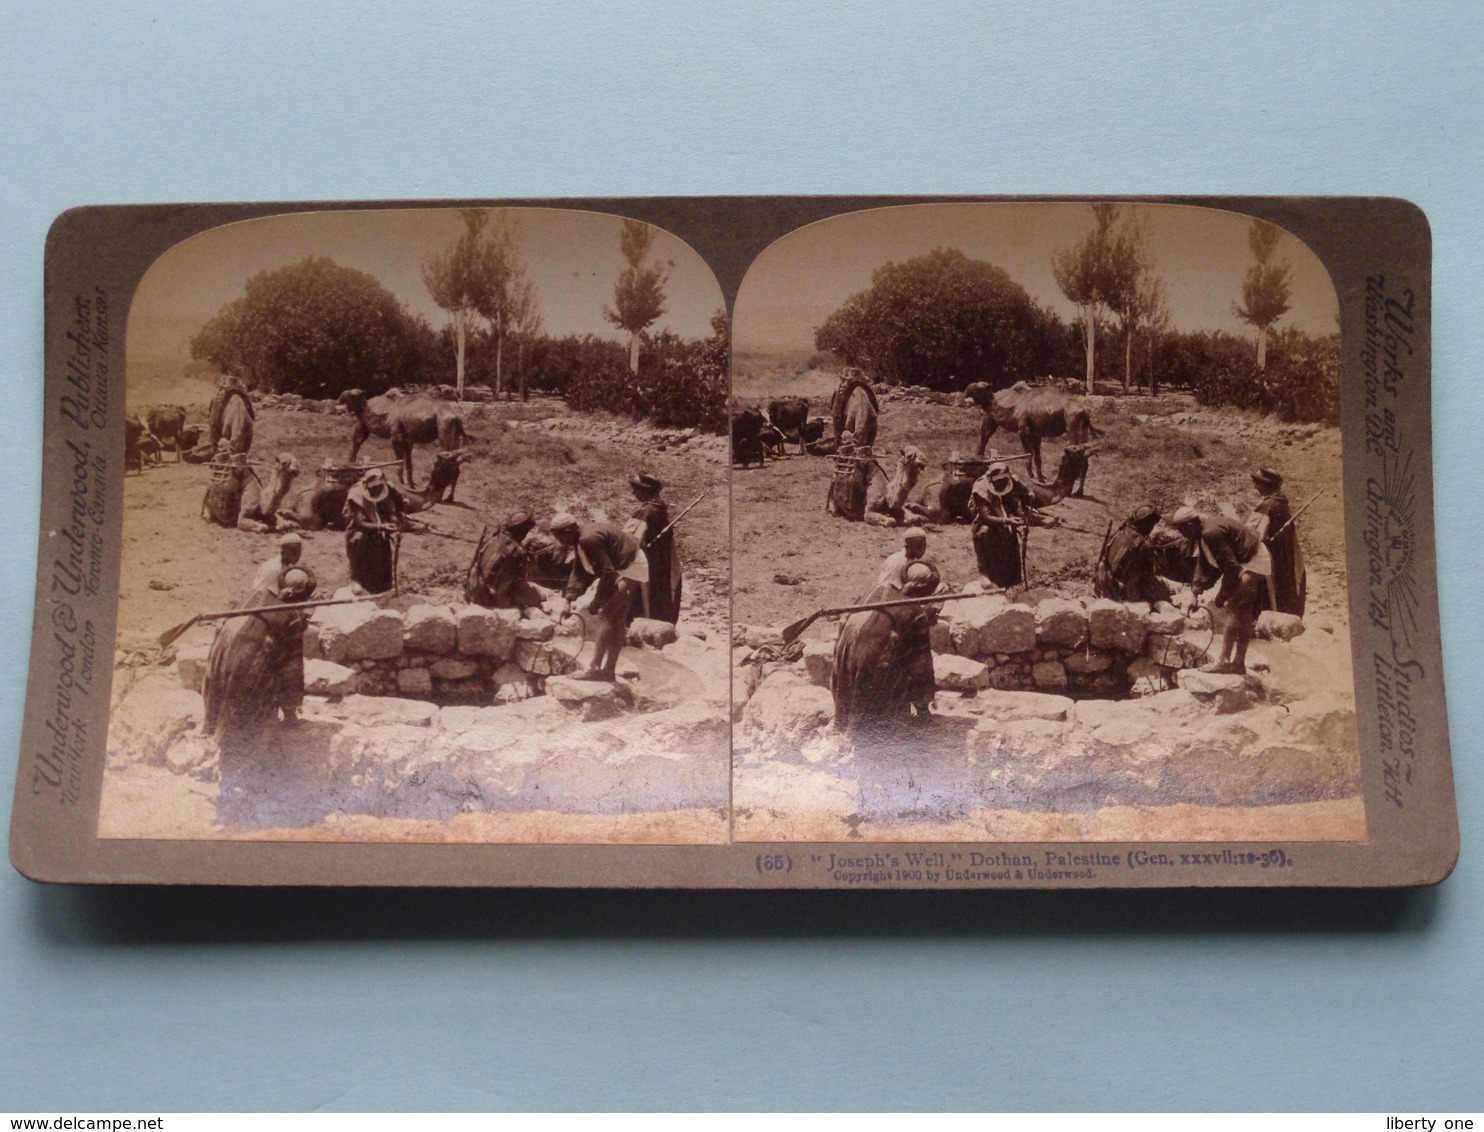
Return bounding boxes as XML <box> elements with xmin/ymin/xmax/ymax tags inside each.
<box><xmin>732</xmin><ymin>366</ymin><xmax>1350</xmax><ymax>633</ymax></box>
<box><xmin>102</xmin><ymin>387</ymin><xmax>733</xmax><ymax>843</ymax></box>
<box><xmin>115</xmin><ymin>391</ymin><xmax>731</xmax><ymax>657</ymax></box>
<box><xmin>730</xmin><ymin>364</ymin><xmax>1362</xmax><ymax>845</ymax></box>
<box><xmin>107</xmin><ymin>364</ymin><xmax>1362</xmax><ymax>849</ymax></box>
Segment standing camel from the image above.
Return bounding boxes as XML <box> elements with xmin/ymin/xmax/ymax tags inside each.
<box><xmin>830</xmin><ymin>372</ymin><xmax>879</xmax><ymax>450</ymax></box>
<box><xmin>339</xmin><ymin>388</ymin><xmax>394</xmax><ymax>462</ymax></box>
<box><xmin>968</xmin><ymin>380</ymin><xmax>1099</xmax><ymax>486</ymax></box>
<box><xmin>340</xmin><ymin>388</ymin><xmax>468</xmax><ymax>489</ymax></box>
<box><xmin>208</xmin><ymin>385</ymin><xmax>255</xmax><ymax>455</ymax></box>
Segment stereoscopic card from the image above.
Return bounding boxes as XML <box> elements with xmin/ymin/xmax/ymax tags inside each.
<box><xmin>10</xmin><ymin>196</ymin><xmax>1456</xmax><ymax>888</ymax></box>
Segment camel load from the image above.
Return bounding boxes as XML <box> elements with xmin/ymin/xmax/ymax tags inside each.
<box><xmin>920</xmin><ymin>456</ymin><xmax>991</xmax><ymax>525</ymax></box>
<box><xmin>825</xmin><ymin>450</ymin><xmax>874</xmax><ymax>522</ymax></box>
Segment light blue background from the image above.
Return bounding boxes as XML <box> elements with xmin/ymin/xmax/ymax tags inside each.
<box><xmin>2</xmin><ymin>2</ymin><xmax>1481</xmax><ymax>1111</ymax></box>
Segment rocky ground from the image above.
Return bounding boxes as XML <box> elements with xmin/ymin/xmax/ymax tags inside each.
<box><xmin>105</xmin><ymin>368</ymin><xmax>1369</xmax><ymax>848</ymax></box>
<box><xmin>730</xmin><ymin>364</ymin><xmax>1364</xmax><ymax>843</ymax></box>
<box><xmin>102</xmin><ymin>390</ymin><xmax>731</xmax><ymax>842</ymax></box>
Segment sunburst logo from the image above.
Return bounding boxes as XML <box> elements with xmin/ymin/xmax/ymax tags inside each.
<box><xmin>1367</xmin><ymin>450</ymin><xmax>1420</xmax><ymax>650</ymax></box>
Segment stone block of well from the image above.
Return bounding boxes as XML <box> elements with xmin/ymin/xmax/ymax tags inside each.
<box><xmin>317</xmin><ymin>606</ymin><xmax>406</xmax><ymax>664</ymax></box>
<box><xmin>1036</xmin><ymin>598</ymin><xmax>1088</xmax><ymax>647</ymax></box>
<box><xmin>456</xmin><ymin>605</ymin><xmax>518</xmax><ymax>660</ymax></box>
<box><xmin>515</xmin><ymin>638</ymin><xmax>579</xmax><ymax>677</ymax></box>
<box><xmin>404</xmin><ymin>604</ymin><xmax>457</xmax><ymax>654</ymax></box>
<box><xmin>935</xmin><ymin>653</ymin><xmax>990</xmax><ymax>692</ymax></box>
<box><xmin>1089</xmin><ymin>598</ymin><xmax>1147</xmax><ymax>652</ymax></box>
<box><xmin>956</xmin><ymin>599</ymin><xmax>1037</xmax><ymax>658</ymax></box>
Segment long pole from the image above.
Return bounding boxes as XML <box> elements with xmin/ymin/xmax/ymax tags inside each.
<box><xmin>644</xmin><ymin>493</ymin><xmax>706</xmax><ymax>549</ymax></box>
<box><xmin>158</xmin><ymin>594</ymin><xmax>373</xmax><ymax>648</ymax></box>
<box><xmin>782</xmin><ymin>589</ymin><xmax>993</xmax><ymax>645</ymax></box>
<box><xmin>1271</xmin><ymin>489</ymin><xmax>1325</xmax><ymax>540</ymax></box>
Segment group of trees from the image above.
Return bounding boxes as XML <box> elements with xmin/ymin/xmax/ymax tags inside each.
<box><xmin>566</xmin><ymin>310</ymin><xmax>729</xmax><ymax>433</ymax></box>
<box><xmin>421</xmin><ymin>208</ymin><xmax>539</xmax><ymax>400</ymax></box>
<box><xmin>1050</xmin><ymin>203</ymin><xmax>1171</xmax><ymax>394</ymax></box>
<box><xmin>189</xmin><ymin>213</ymin><xmax>726</xmax><ymax>431</ymax></box>
<box><xmin>813</xmin><ymin>207</ymin><xmax>1325</xmax><ymax>420</ymax></box>
<box><xmin>190</xmin><ymin>256</ymin><xmax>440</xmax><ymax>399</ymax></box>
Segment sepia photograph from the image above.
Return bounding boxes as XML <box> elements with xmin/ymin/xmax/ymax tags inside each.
<box><xmin>98</xmin><ymin>206</ymin><xmax>732</xmax><ymax>844</ymax></box>
<box><xmin>729</xmin><ymin>201</ymin><xmax>1365</xmax><ymax>846</ymax></box>
<box><xmin>15</xmin><ymin>195</ymin><xmax>1450</xmax><ymax>888</ymax></box>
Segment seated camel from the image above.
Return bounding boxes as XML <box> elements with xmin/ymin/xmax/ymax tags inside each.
<box><xmin>907</xmin><ymin>453</ymin><xmax>992</xmax><ymax>524</ymax></box>
<box><xmin>201</xmin><ymin>455</ymin><xmax>252</xmax><ymax>527</ymax></box>
<box><xmin>863</xmin><ymin>446</ymin><xmax>928</xmax><ymax>528</ymax></box>
<box><xmin>237</xmin><ymin>453</ymin><xmax>301</xmax><ymax>533</ymax></box>
<box><xmin>1012</xmin><ymin>443</ymin><xmax>1095</xmax><ymax>507</ymax></box>
<box><xmin>279</xmin><ymin>451</ymin><xmax>470</xmax><ymax>532</ymax></box>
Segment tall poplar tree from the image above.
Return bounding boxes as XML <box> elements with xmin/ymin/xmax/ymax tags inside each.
<box><xmin>1234</xmin><ymin>219</ymin><xmax>1294</xmax><ymax>370</ymax></box>
<box><xmin>604</xmin><ymin>219</ymin><xmax>668</xmax><ymax>374</ymax></box>
<box><xmin>1052</xmin><ymin>203</ymin><xmax>1121</xmax><ymax>394</ymax></box>
<box><xmin>422</xmin><ymin>209</ymin><xmax>496</xmax><ymax>400</ymax></box>
<box><xmin>473</xmin><ymin>214</ymin><xmax>536</xmax><ymax>399</ymax></box>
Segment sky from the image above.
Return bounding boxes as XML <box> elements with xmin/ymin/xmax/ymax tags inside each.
<box><xmin>127</xmin><ymin>206</ymin><xmax>724</xmax><ymax>366</ymax></box>
<box><xmin>732</xmin><ymin>201</ymin><xmax>1341</xmax><ymax>355</ymax></box>
<box><xmin>128</xmin><ymin>201</ymin><xmax>1340</xmax><ymax>390</ymax></box>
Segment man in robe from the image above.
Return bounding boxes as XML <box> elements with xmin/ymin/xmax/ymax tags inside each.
<box><xmin>1249</xmin><ymin>467</ymin><xmax>1307</xmax><ymax>617</ymax></box>
<box><xmin>202</xmin><ymin>565</ymin><xmax>317</xmax><ymax>823</ymax></box>
<box><xmin>465</xmin><ymin>511</ymin><xmax>548</xmax><ymax>611</ymax></box>
<box><xmin>831</xmin><ymin>560</ymin><xmax>942</xmax><ymax>746</ymax></box>
<box><xmin>1094</xmin><ymin>504</ymin><xmax>1176</xmax><ymax>607</ymax></box>
<box><xmin>250</xmin><ymin>533</ymin><xmax>303</xmax><ymax>601</ymax></box>
<box><xmin>343</xmin><ymin>469</ymin><xmax>402</xmax><ymax>594</ymax></box>
<box><xmin>877</xmin><ymin>527</ymin><xmax>937</xmax><ymax>589</ymax></box>
<box><xmin>970</xmin><ymin>461</ymin><xmax>1050</xmax><ymax>588</ymax></box>
<box><xmin>625</xmin><ymin>472</ymin><xmax>682</xmax><ymax>624</ymax></box>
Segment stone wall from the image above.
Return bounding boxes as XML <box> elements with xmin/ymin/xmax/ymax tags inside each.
<box><xmin>178</xmin><ymin>597</ymin><xmax>684</xmax><ymax>707</ymax></box>
<box><xmin>731</xmin><ymin>596</ymin><xmax>1357</xmax><ymax>828</ymax></box>
<box><xmin>304</xmin><ymin>600</ymin><xmax>580</xmax><ymax>705</ymax></box>
<box><xmin>935</xmin><ymin>593</ymin><xmax>1189</xmax><ymax>699</ymax></box>
<box><xmin>737</xmin><ymin>593</ymin><xmax>1305</xmax><ymax>710</ymax></box>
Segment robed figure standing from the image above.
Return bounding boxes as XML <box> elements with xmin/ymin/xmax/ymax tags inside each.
<box><xmin>1250</xmin><ymin>467</ymin><xmax>1307</xmax><ymax>617</ymax></box>
<box><xmin>202</xmin><ymin>564</ymin><xmax>317</xmax><ymax>823</ymax></box>
<box><xmin>831</xmin><ymin>561</ymin><xmax>942</xmax><ymax>745</ymax></box>
<box><xmin>625</xmin><ymin>472</ymin><xmax>682</xmax><ymax>624</ymax></box>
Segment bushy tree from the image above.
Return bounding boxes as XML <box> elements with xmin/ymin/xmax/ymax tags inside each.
<box><xmin>814</xmin><ymin>248</ymin><xmax>1051</xmax><ymax>390</ymax></box>
<box><xmin>1168</xmin><ymin>326</ymin><xmax>1338</xmax><ymax>424</ymax></box>
<box><xmin>566</xmin><ymin>309</ymin><xmax>728</xmax><ymax>433</ymax></box>
<box><xmin>520</xmin><ymin>334</ymin><xmax>627</xmax><ymax>396</ymax></box>
<box><xmin>190</xmin><ymin>256</ymin><xmax>421</xmax><ymax>398</ymax></box>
